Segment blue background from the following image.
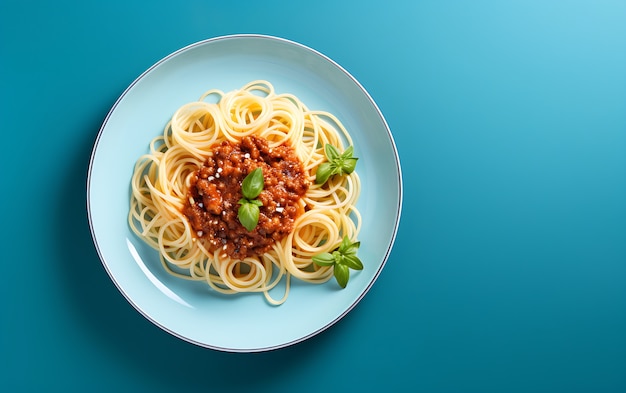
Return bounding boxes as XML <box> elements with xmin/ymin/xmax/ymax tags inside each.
<box><xmin>2</xmin><ymin>1</ymin><xmax>625</xmax><ymax>392</ymax></box>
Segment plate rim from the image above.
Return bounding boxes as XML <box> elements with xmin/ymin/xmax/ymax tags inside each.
<box><xmin>86</xmin><ymin>33</ymin><xmax>403</xmax><ymax>352</ymax></box>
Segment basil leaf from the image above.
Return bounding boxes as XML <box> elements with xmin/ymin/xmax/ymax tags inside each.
<box><xmin>341</xmin><ymin>157</ymin><xmax>358</xmax><ymax>174</ymax></box>
<box><xmin>238</xmin><ymin>202</ymin><xmax>260</xmax><ymax>231</ymax></box>
<box><xmin>338</xmin><ymin>236</ymin><xmax>361</xmax><ymax>255</ymax></box>
<box><xmin>315</xmin><ymin>162</ymin><xmax>335</xmax><ymax>184</ymax></box>
<box><xmin>342</xmin><ymin>255</ymin><xmax>363</xmax><ymax>270</ymax></box>
<box><xmin>338</xmin><ymin>236</ymin><xmax>352</xmax><ymax>254</ymax></box>
<box><xmin>238</xmin><ymin>197</ymin><xmax>263</xmax><ymax>207</ymax></box>
<box><xmin>249</xmin><ymin>199</ymin><xmax>264</xmax><ymax>207</ymax></box>
<box><xmin>333</xmin><ymin>253</ymin><xmax>345</xmax><ymax>266</ymax></box>
<box><xmin>242</xmin><ymin>168</ymin><xmax>264</xmax><ymax>199</ymax></box>
<box><xmin>333</xmin><ymin>263</ymin><xmax>350</xmax><ymax>288</ymax></box>
<box><xmin>324</xmin><ymin>144</ymin><xmax>340</xmax><ymax>162</ymax></box>
<box><xmin>341</xmin><ymin>145</ymin><xmax>354</xmax><ymax>159</ymax></box>
<box><xmin>348</xmin><ymin>241</ymin><xmax>361</xmax><ymax>255</ymax></box>
<box><xmin>312</xmin><ymin>252</ymin><xmax>336</xmax><ymax>266</ymax></box>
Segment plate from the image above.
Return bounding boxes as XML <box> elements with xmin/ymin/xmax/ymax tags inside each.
<box><xmin>87</xmin><ymin>34</ymin><xmax>402</xmax><ymax>352</ymax></box>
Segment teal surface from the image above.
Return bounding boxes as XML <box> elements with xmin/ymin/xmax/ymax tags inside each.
<box><xmin>2</xmin><ymin>0</ymin><xmax>625</xmax><ymax>392</ymax></box>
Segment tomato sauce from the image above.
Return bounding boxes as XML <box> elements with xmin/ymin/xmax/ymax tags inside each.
<box><xmin>183</xmin><ymin>136</ymin><xmax>309</xmax><ymax>260</ymax></box>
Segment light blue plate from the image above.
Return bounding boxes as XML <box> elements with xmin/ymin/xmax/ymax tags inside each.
<box><xmin>87</xmin><ymin>35</ymin><xmax>402</xmax><ymax>352</ymax></box>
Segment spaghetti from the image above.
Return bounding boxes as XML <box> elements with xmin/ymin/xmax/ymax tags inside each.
<box><xmin>128</xmin><ymin>80</ymin><xmax>361</xmax><ymax>305</ymax></box>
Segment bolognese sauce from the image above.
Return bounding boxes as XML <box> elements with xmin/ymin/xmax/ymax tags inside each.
<box><xmin>183</xmin><ymin>136</ymin><xmax>309</xmax><ymax>260</ymax></box>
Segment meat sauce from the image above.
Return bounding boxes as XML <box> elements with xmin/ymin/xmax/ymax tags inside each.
<box><xmin>183</xmin><ymin>136</ymin><xmax>309</xmax><ymax>260</ymax></box>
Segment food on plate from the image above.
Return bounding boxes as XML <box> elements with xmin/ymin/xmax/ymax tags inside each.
<box><xmin>128</xmin><ymin>80</ymin><xmax>362</xmax><ymax>304</ymax></box>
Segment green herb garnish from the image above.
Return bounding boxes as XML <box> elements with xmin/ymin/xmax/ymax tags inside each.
<box><xmin>312</xmin><ymin>236</ymin><xmax>363</xmax><ymax>288</ymax></box>
<box><xmin>315</xmin><ymin>144</ymin><xmax>358</xmax><ymax>185</ymax></box>
<box><xmin>238</xmin><ymin>167</ymin><xmax>264</xmax><ymax>231</ymax></box>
